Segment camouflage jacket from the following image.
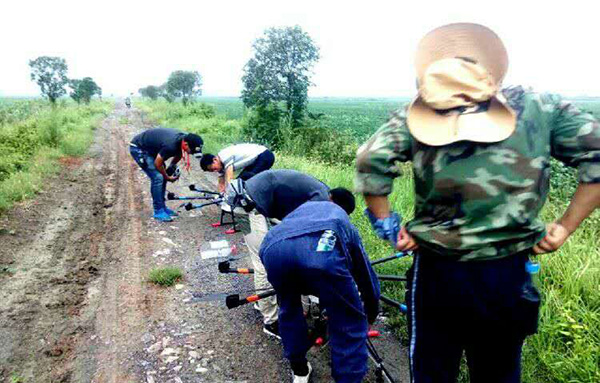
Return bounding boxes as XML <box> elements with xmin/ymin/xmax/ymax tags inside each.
<box><xmin>355</xmin><ymin>86</ymin><xmax>600</xmax><ymax>260</ymax></box>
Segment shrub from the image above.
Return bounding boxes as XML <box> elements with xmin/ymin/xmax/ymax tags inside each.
<box><xmin>279</xmin><ymin>116</ymin><xmax>358</xmax><ymax>166</ymax></box>
<box><xmin>0</xmin><ymin>100</ymin><xmax>110</xmax><ymax>212</ymax></box>
<box><xmin>241</xmin><ymin>104</ymin><xmax>283</xmax><ymax>148</ymax></box>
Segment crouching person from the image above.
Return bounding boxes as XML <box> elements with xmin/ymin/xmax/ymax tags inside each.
<box><xmin>259</xmin><ymin>201</ymin><xmax>380</xmax><ymax>383</ymax></box>
<box><xmin>200</xmin><ymin>143</ymin><xmax>275</xmax><ymax>192</ymax></box>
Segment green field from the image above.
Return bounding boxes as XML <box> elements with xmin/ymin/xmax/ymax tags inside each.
<box><xmin>139</xmin><ymin>96</ymin><xmax>600</xmax><ymax>383</ymax></box>
<box><xmin>201</xmin><ymin>96</ymin><xmax>408</xmax><ymax>139</ymax></box>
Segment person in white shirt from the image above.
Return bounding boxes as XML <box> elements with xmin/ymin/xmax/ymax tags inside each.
<box><xmin>200</xmin><ymin>143</ymin><xmax>275</xmax><ymax>192</ymax></box>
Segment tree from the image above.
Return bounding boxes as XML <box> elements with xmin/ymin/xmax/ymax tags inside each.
<box><xmin>241</xmin><ymin>26</ymin><xmax>320</xmax><ymax>125</ymax></box>
<box><xmin>29</xmin><ymin>56</ymin><xmax>69</xmax><ymax>104</ymax></box>
<box><xmin>139</xmin><ymin>85</ymin><xmax>160</xmax><ymax>100</ymax></box>
<box><xmin>159</xmin><ymin>83</ymin><xmax>175</xmax><ymax>103</ymax></box>
<box><xmin>69</xmin><ymin>77</ymin><xmax>102</xmax><ymax>104</ymax></box>
<box><xmin>165</xmin><ymin>71</ymin><xmax>202</xmax><ymax>105</ymax></box>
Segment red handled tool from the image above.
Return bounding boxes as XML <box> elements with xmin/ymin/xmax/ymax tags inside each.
<box><xmin>218</xmin><ymin>261</ymin><xmax>254</xmax><ymax>274</ymax></box>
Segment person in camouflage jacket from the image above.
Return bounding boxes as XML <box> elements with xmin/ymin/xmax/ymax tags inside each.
<box><xmin>356</xmin><ymin>23</ymin><xmax>600</xmax><ymax>383</ymax></box>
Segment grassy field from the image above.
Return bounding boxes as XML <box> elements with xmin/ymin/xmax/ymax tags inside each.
<box><xmin>200</xmin><ymin>96</ymin><xmax>408</xmax><ymax>139</ymax></box>
<box><xmin>0</xmin><ymin>98</ymin><xmax>112</xmax><ymax>211</ymax></box>
<box><xmin>138</xmin><ymin>98</ymin><xmax>599</xmax><ymax>383</ymax></box>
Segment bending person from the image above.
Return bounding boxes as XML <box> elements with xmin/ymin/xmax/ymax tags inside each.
<box><xmin>260</xmin><ymin>201</ymin><xmax>380</xmax><ymax>383</ymax></box>
<box><xmin>200</xmin><ymin>143</ymin><xmax>275</xmax><ymax>192</ymax></box>
<box><xmin>130</xmin><ymin>127</ymin><xmax>203</xmax><ymax>222</ymax></box>
<box><xmin>225</xmin><ymin>169</ymin><xmax>356</xmax><ymax>339</ymax></box>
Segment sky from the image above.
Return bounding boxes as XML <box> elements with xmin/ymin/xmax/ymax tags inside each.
<box><xmin>1</xmin><ymin>0</ymin><xmax>599</xmax><ymax>98</ymax></box>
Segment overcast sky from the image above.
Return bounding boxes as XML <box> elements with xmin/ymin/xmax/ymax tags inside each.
<box><xmin>1</xmin><ymin>0</ymin><xmax>598</xmax><ymax>98</ymax></box>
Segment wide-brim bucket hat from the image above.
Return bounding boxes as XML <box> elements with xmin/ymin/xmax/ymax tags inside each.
<box><xmin>407</xmin><ymin>23</ymin><xmax>517</xmax><ymax>146</ymax></box>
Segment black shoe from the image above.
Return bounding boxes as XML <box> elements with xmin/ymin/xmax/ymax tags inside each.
<box><xmin>263</xmin><ymin>321</ymin><xmax>281</xmax><ymax>340</ymax></box>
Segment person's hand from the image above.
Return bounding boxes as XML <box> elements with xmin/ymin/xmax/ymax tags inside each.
<box><xmin>533</xmin><ymin>222</ymin><xmax>572</xmax><ymax>254</ymax></box>
<box><xmin>396</xmin><ymin>226</ymin><xmax>418</xmax><ymax>252</ymax></box>
<box><xmin>167</xmin><ymin>175</ymin><xmax>179</xmax><ymax>183</ymax></box>
<box><xmin>365</xmin><ymin>209</ymin><xmax>401</xmax><ymax>248</ymax></box>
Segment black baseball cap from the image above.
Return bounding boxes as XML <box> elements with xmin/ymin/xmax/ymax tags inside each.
<box><xmin>184</xmin><ymin>133</ymin><xmax>203</xmax><ymax>155</ymax></box>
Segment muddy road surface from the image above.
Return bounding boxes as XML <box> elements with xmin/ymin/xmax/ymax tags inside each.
<box><xmin>0</xmin><ymin>103</ymin><xmax>409</xmax><ymax>383</ymax></box>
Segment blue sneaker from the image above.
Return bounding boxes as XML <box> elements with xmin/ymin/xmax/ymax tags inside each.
<box><xmin>164</xmin><ymin>207</ymin><xmax>179</xmax><ymax>217</ymax></box>
<box><xmin>153</xmin><ymin>210</ymin><xmax>173</xmax><ymax>222</ymax></box>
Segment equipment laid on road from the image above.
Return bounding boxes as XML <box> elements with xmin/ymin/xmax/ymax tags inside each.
<box><xmin>377</xmin><ymin>274</ymin><xmax>407</xmax><ymax>282</ymax></box>
<box><xmin>167</xmin><ymin>192</ymin><xmax>217</xmax><ymax>201</ymax></box>
<box><xmin>211</xmin><ymin>202</ymin><xmax>238</xmax><ymax>235</ymax></box>
<box><xmin>367</xmin><ymin>333</ymin><xmax>397</xmax><ymax>383</ymax></box>
<box><xmin>184</xmin><ymin>184</ymin><xmax>239</xmax><ymax>234</ymax></box>
<box><xmin>189</xmin><ymin>184</ymin><xmax>222</xmax><ymax>195</ymax></box>
<box><xmin>218</xmin><ymin>260</ymin><xmax>254</xmax><ymax>274</ymax></box>
<box><xmin>226</xmin><ymin>289</ymin><xmax>278</xmax><ymax>309</ymax></box>
<box><xmin>183</xmin><ymin>199</ymin><xmax>223</xmax><ymax>211</ymax></box>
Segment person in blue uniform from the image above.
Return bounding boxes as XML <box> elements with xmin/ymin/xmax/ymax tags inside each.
<box><xmin>259</xmin><ymin>201</ymin><xmax>380</xmax><ymax>383</ymax></box>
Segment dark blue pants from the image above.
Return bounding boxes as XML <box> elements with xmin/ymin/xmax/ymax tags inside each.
<box><xmin>406</xmin><ymin>251</ymin><xmax>540</xmax><ymax>383</ymax></box>
<box><xmin>129</xmin><ymin>146</ymin><xmax>167</xmax><ymax>213</ymax></box>
<box><xmin>262</xmin><ymin>232</ymin><xmax>368</xmax><ymax>383</ymax></box>
<box><xmin>238</xmin><ymin>150</ymin><xmax>275</xmax><ymax>181</ymax></box>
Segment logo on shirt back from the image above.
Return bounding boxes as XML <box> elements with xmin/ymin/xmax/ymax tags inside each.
<box><xmin>316</xmin><ymin>230</ymin><xmax>337</xmax><ymax>252</ymax></box>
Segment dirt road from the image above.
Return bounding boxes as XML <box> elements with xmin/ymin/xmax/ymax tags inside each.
<box><xmin>0</xmin><ymin>103</ymin><xmax>408</xmax><ymax>383</ymax></box>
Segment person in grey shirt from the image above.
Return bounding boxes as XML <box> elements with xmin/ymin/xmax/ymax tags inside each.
<box><xmin>200</xmin><ymin>143</ymin><xmax>275</xmax><ymax>192</ymax></box>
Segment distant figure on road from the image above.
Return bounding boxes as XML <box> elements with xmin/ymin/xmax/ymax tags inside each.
<box><xmin>130</xmin><ymin>127</ymin><xmax>203</xmax><ymax>222</ymax></box>
<box><xmin>200</xmin><ymin>143</ymin><xmax>275</xmax><ymax>193</ymax></box>
<box><xmin>356</xmin><ymin>23</ymin><xmax>600</xmax><ymax>383</ymax></box>
<box><xmin>259</xmin><ymin>201</ymin><xmax>379</xmax><ymax>383</ymax></box>
<box><xmin>125</xmin><ymin>97</ymin><xmax>131</xmax><ymax>109</ymax></box>
<box><xmin>224</xmin><ymin>169</ymin><xmax>356</xmax><ymax>339</ymax></box>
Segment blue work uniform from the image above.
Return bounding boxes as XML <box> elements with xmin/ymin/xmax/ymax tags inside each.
<box><xmin>260</xmin><ymin>201</ymin><xmax>380</xmax><ymax>383</ymax></box>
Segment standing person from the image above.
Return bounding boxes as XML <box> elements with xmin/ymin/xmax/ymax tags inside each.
<box><xmin>355</xmin><ymin>23</ymin><xmax>600</xmax><ymax>383</ymax></box>
<box><xmin>260</xmin><ymin>201</ymin><xmax>380</xmax><ymax>383</ymax></box>
<box><xmin>224</xmin><ymin>169</ymin><xmax>356</xmax><ymax>338</ymax></box>
<box><xmin>200</xmin><ymin>143</ymin><xmax>275</xmax><ymax>192</ymax></box>
<box><xmin>130</xmin><ymin>127</ymin><xmax>203</xmax><ymax>222</ymax></box>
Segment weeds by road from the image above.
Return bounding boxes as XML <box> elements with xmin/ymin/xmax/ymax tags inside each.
<box><xmin>0</xmin><ymin>99</ymin><xmax>111</xmax><ymax>211</ymax></box>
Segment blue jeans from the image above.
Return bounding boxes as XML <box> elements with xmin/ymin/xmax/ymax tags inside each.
<box><xmin>129</xmin><ymin>146</ymin><xmax>167</xmax><ymax>213</ymax></box>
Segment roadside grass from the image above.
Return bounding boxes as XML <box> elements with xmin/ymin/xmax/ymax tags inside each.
<box><xmin>138</xmin><ymin>98</ymin><xmax>600</xmax><ymax>383</ymax></box>
<box><xmin>148</xmin><ymin>267</ymin><xmax>183</xmax><ymax>287</ymax></box>
<box><xmin>0</xmin><ymin>99</ymin><xmax>111</xmax><ymax>212</ymax></box>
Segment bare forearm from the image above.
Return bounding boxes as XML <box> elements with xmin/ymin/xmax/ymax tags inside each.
<box><xmin>225</xmin><ymin>166</ymin><xmax>234</xmax><ymax>184</ymax></box>
<box><xmin>558</xmin><ymin>183</ymin><xmax>600</xmax><ymax>233</ymax></box>
<box><xmin>364</xmin><ymin>195</ymin><xmax>391</xmax><ymax>219</ymax></box>
<box><xmin>154</xmin><ymin>157</ymin><xmax>168</xmax><ymax>178</ymax></box>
